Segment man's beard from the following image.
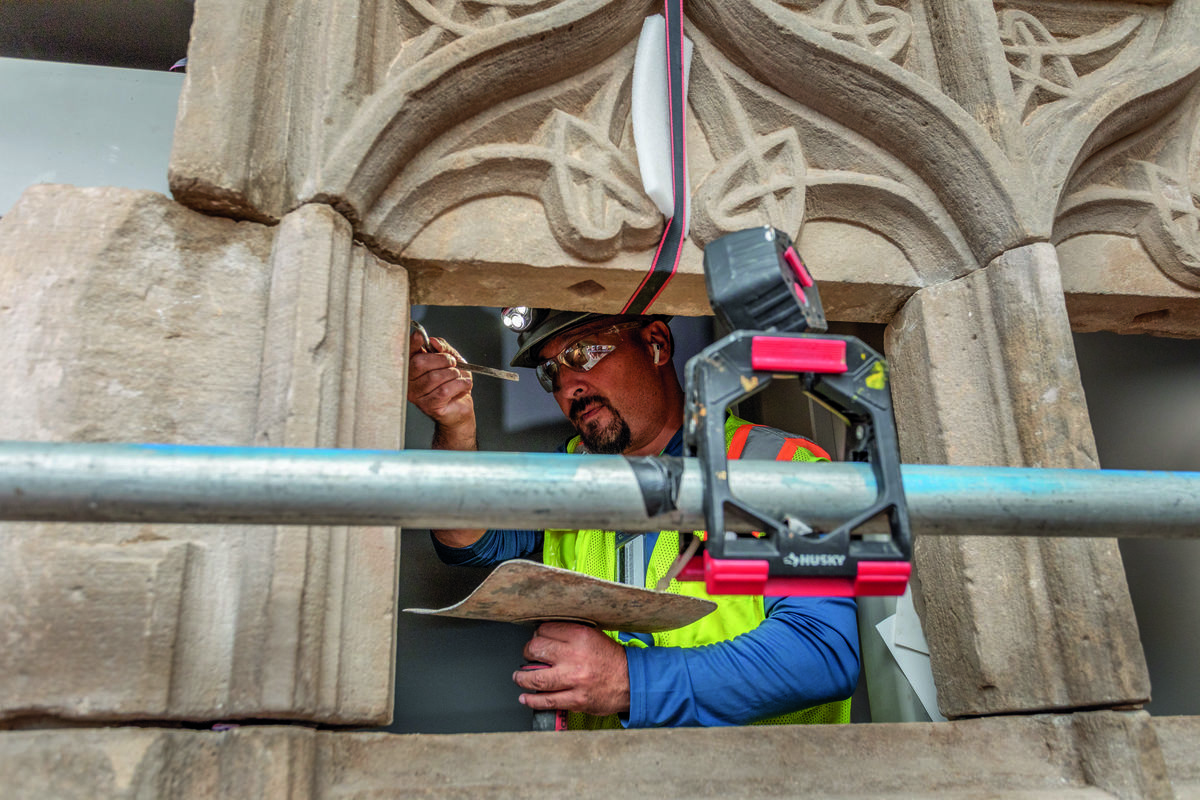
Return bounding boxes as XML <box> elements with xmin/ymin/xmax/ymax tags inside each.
<box><xmin>569</xmin><ymin>395</ymin><xmax>631</xmax><ymax>455</ymax></box>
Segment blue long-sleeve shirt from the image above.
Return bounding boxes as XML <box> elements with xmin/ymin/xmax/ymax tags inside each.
<box><xmin>432</xmin><ymin>429</ymin><xmax>860</xmax><ymax>727</ymax></box>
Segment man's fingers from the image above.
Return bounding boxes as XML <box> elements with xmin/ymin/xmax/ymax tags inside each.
<box><xmin>410</xmin><ymin>350</ymin><xmax>459</xmax><ymax>377</ymax></box>
<box><xmin>516</xmin><ymin>623</ymin><xmax>630</xmax><ymax>717</ymax></box>
<box><xmin>405</xmin><ymin>327</ymin><xmax>479</xmax><ymax>448</ymax></box>
<box><xmin>407</xmin><ymin>357</ymin><xmax>475</xmax><ymax>429</ymax></box>
<box><xmin>409</xmin><ymin>353</ymin><xmax>471</xmax><ymax>395</ymax></box>
<box><xmin>519</xmin><ymin>689</ymin><xmax>576</xmax><ymax>712</ymax></box>
<box><xmin>408</xmin><ymin>374</ymin><xmax>471</xmax><ymax>409</ymax></box>
<box><xmin>409</xmin><ymin>329</ymin><xmax>469</xmax><ymax>364</ymax></box>
<box><xmin>419</xmin><ymin>333</ymin><xmax>466</xmax><ymax>362</ymax></box>
<box><xmin>521</xmin><ymin>625</ymin><xmax>579</xmax><ymax>665</ymax></box>
<box><xmin>527</xmin><ymin>621</ymin><xmax>594</xmax><ymax>649</ymax></box>
<box><xmin>513</xmin><ymin>665</ymin><xmax>581</xmax><ymax>711</ymax></box>
<box><xmin>514</xmin><ymin>664</ymin><xmax>577</xmax><ymax>713</ymax></box>
<box><xmin>514</xmin><ymin>664</ymin><xmax>562</xmax><ymax>693</ymax></box>
<box><xmin>409</xmin><ymin>360</ymin><xmax>470</xmax><ymax>394</ymax></box>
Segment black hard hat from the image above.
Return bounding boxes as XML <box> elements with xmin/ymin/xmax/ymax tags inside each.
<box><xmin>507</xmin><ymin>308</ymin><xmax>671</xmax><ymax>368</ymax></box>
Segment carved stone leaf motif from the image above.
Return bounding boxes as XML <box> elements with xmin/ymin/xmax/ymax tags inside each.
<box><xmin>326</xmin><ymin>0</ymin><xmax>651</xmax><ymax>227</ymax></box>
<box><xmin>539</xmin><ymin>110</ymin><xmax>663</xmax><ymax>260</ymax></box>
<box><xmin>690</xmin><ymin>0</ymin><xmax>1200</xmax><ymax>270</ymax></box>
<box><xmin>689</xmin><ymin>0</ymin><xmax>1029</xmax><ymax>261</ymax></box>
<box><xmin>397</xmin><ymin>0</ymin><xmax>562</xmax><ymax>52</ymax></box>
<box><xmin>692</xmin><ymin>128</ymin><xmax>807</xmax><ymax>249</ymax></box>
<box><xmin>1137</xmin><ymin>163</ymin><xmax>1200</xmax><ymax>288</ymax></box>
<box><xmin>367</xmin><ymin>113</ymin><xmax>661</xmax><ymax>261</ymax></box>
<box><xmin>780</xmin><ymin>0</ymin><xmax>911</xmax><ymax>65</ymax></box>
<box><xmin>1055</xmin><ymin>77</ymin><xmax>1200</xmax><ymax>292</ymax></box>
<box><xmin>999</xmin><ymin>10</ymin><xmax>1143</xmax><ymax>122</ymax></box>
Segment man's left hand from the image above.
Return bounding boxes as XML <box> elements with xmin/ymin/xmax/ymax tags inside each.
<box><xmin>514</xmin><ymin>622</ymin><xmax>630</xmax><ymax>717</ymax></box>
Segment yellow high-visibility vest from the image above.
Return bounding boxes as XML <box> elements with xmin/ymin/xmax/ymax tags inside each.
<box><xmin>543</xmin><ymin>414</ymin><xmax>852</xmax><ymax>729</ymax></box>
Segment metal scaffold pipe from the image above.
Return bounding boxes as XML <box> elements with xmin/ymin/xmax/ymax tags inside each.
<box><xmin>0</xmin><ymin>441</ymin><xmax>1197</xmax><ymax>538</ymax></box>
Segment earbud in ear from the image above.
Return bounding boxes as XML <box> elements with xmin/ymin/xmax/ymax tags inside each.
<box><xmin>651</xmin><ymin>343</ymin><xmax>661</xmax><ymax>364</ymax></box>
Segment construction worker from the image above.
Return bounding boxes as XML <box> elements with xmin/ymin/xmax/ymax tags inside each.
<box><xmin>407</xmin><ymin>310</ymin><xmax>860</xmax><ymax>728</ymax></box>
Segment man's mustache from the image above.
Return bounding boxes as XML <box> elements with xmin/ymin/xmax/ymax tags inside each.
<box><xmin>569</xmin><ymin>395</ymin><xmax>610</xmax><ymax>423</ymax></box>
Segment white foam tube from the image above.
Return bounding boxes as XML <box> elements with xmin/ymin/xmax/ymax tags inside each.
<box><xmin>631</xmin><ymin>14</ymin><xmax>693</xmax><ymax>236</ymax></box>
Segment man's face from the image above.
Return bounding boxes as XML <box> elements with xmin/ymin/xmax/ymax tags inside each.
<box><xmin>535</xmin><ymin>319</ymin><xmax>660</xmax><ymax>455</ymax></box>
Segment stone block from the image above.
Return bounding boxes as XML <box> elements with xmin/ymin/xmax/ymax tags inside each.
<box><xmin>0</xmin><ymin>186</ymin><xmax>405</xmax><ymax>724</ymax></box>
<box><xmin>1153</xmin><ymin>715</ymin><xmax>1200</xmax><ymax>797</ymax></box>
<box><xmin>0</xmin><ymin>727</ymin><xmax>312</xmax><ymax>798</ymax></box>
<box><xmin>1054</xmin><ymin>73</ymin><xmax>1200</xmax><ymax>338</ymax></box>
<box><xmin>0</xmin><ymin>711</ymin><xmax>1185</xmax><ymax>798</ymax></box>
<box><xmin>0</xmin><ymin>540</ymin><xmax>190</xmax><ymax>719</ymax></box>
<box><xmin>1059</xmin><ymin>233</ymin><xmax>1200</xmax><ymax>339</ymax></box>
<box><xmin>886</xmin><ymin>243</ymin><xmax>1150</xmax><ymax>718</ymax></box>
<box><xmin>0</xmin><ymin>186</ymin><xmax>273</xmax><ymax>443</ymax></box>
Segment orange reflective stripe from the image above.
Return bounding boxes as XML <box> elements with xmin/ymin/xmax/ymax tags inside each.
<box><xmin>726</xmin><ymin>422</ymin><xmax>827</xmax><ymax>538</ymax></box>
<box><xmin>778</xmin><ymin>436</ymin><xmax>832</xmax><ymax>462</ymax></box>
<box><xmin>730</xmin><ymin>423</ymin><xmax>831</xmax><ymax>462</ymax></box>
<box><xmin>727</xmin><ymin>423</ymin><xmax>754</xmax><ymax>459</ymax></box>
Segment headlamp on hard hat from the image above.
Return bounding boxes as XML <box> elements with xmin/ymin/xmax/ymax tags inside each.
<box><xmin>501</xmin><ymin>306</ymin><xmax>537</xmax><ymax>332</ymax></box>
<box><xmin>507</xmin><ymin>309</ymin><xmax>673</xmax><ymax>370</ymax></box>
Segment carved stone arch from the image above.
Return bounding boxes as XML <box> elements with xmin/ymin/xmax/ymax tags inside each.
<box><xmin>321</xmin><ymin>0</ymin><xmax>652</xmax><ymax>225</ymax></box>
<box><xmin>688</xmin><ymin>0</ymin><xmax>1036</xmax><ymax>263</ymax></box>
<box><xmin>805</xmin><ymin>174</ymin><xmax>972</xmax><ymax>284</ymax></box>
<box><xmin>1021</xmin><ymin>1</ymin><xmax>1200</xmax><ymax>230</ymax></box>
<box><xmin>361</xmin><ymin>2</ymin><xmax>984</xmax><ymax>303</ymax></box>
<box><xmin>685</xmin><ymin>19</ymin><xmax>974</xmax><ymax>282</ymax></box>
<box><xmin>363</xmin><ymin>39</ymin><xmax>662</xmax><ymax>262</ymax></box>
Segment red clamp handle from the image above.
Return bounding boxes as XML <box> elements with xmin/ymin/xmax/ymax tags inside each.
<box><xmin>679</xmin><ymin>552</ymin><xmax>910</xmax><ymax>597</ymax></box>
<box><xmin>751</xmin><ymin>336</ymin><xmax>848</xmax><ymax>374</ymax></box>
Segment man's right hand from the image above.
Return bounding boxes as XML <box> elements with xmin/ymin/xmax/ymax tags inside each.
<box><xmin>407</xmin><ymin>330</ymin><xmax>477</xmax><ymax>452</ymax></box>
<box><xmin>407</xmin><ymin>329</ymin><xmax>486</xmax><ymax>549</ymax></box>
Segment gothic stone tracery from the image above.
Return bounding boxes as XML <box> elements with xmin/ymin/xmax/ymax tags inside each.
<box><xmin>170</xmin><ymin>0</ymin><xmax>1200</xmax><ymax>331</ymax></box>
<box><xmin>2</xmin><ymin>0</ymin><xmax>1200</xmax><ymax>794</ymax></box>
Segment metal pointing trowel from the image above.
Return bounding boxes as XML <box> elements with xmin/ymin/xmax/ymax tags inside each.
<box><xmin>411</xmin><ymin>319</ymin><xmax>519</xmax><ymax>382</ymax></box>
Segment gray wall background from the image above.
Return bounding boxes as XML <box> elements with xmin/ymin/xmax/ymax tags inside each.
<box><xmin>0</xmin><ymin>57</ymin><xmax>181</xmax><ymax>215</ymax></box>
<box><xmin>1075</xmin><ymin>332</ymin><xmax>1200</xmax><ymax>717</ymax></box>
<box><xmin>2</xmin><ymin>57</ymin><xmax>1196</xmax><ymax>731</ymax></box>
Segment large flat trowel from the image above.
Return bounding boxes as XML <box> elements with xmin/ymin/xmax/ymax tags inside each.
<box><xmin>404</xmin><ymin>559</ymin><xmax>715</xmax><ymax>633</ymax></box>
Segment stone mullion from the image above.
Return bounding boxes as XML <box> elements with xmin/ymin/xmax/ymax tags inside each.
<box><xmin>886</xmin><ymin>243</ymin><xmax>1151</xmax><ymax>719</ymax></box>
<box><xmin>326</xmin><ymin>229</ymin><xmax>407</xmax><ymax>718</ymax></box>
<box><xmin>251</xmin><ymin>204</ymin><xmax>347</xmax><ymax>713</ymax></box>
<box><xmin>252</xmin><ymin>203</ymin><xmax>402</xmax><ymax>723</ymax></box>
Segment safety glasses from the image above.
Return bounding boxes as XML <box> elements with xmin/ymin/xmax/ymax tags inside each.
<box><xmin>534</xmin><ymin>321</ymin><xmax>644</xmax><ymax>392</ymax></box>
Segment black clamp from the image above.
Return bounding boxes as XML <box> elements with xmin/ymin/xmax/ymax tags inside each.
<box><xmin>681</xmin><ymin>227</ymin><xmax>911</xmax><ymax>596</ymax></box>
